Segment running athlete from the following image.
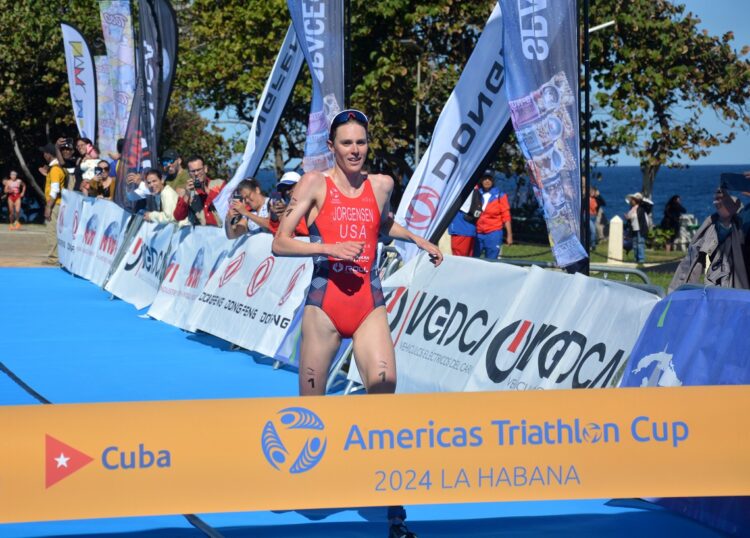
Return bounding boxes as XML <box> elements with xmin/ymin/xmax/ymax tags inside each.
<box><xmin>272</xmin><ymin>109</ymin><xmax>442</xmax><ymax>538</ymax></box>
<box><xmin>5</xmin><ymin>171</ymin><xmax>25</xmax><ymax>230</ymax></box>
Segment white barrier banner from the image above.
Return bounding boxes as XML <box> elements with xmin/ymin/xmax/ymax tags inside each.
<box><xmin>105</xmin><ymin>220</ymin><xmax>175</xmax><ymax>309</ymax></box>
<box><xmin>148</xmin><ymin>226</ymin><xmax>231</xmax><ymax>330</ymax></box>
<box><xmin>349</xmin><ymin>256</ymin><xmax>659</xmax><ymax>393</ymax></box>
<box><xmin>395</xmin><ymin>3</ymin><xmax>510</xmax><ymax>263</ymax></box>
<box><xmin>71</xmin><ymin>198</ymin><xmax>130</xmax><ymax>286</ymax></box>
<box><xmin>57</xmin><ymin>190</ymin><xmax>85</xmax><ymax>272</ymax></box>
<box><xmin>188</xmin><ymin>233</ymin><xmax>312</xmax><ymax>357</ymax></box>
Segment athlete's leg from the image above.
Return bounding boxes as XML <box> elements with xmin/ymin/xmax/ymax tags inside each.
<box><xmin>351</xmin><ymin>306</ymin><xmax>396</xmax><ymax>394</ymax></box>
<box><xmin>13</xmin><ymin>198</ymin><xmax>21</xmax><ymax>226</ymax></box>
<box><xmin>299</xmin><ymin>305</ymin><xmax>342</xmax><ymax>396</ymax></box>
<box><xmin>7</xmin><ymin>198</ymin><xmax>13</xmax><ymax>227</ymax></box>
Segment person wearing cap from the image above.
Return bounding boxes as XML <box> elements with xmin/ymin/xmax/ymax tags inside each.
<box><xmin>161</xmin><ymin>148</ymin><xmax>189</xmax><ymax>191</ymax></box>
<box><xmin>40</xmin><ymin>143</ymin><xmax>66</xmax><ymax>264</ymax></box>
<box><xmin>272</xmin><ymin>109</ymin><xmax>441</xmax><ymax>538</ymax></box>
<box><xmin>267</xmin><ymin>171</ymin><xmax>308</xmax><ymax>236</ymax></box>
<box><xmin>173</xmin><ymin>155</ymin><xmax>226</xmax><ymax>226</ymax></box>
<box><xmin>474</xmin><ymin>173</ymin><xmax>513</xmax><ymax>259</ymax></box>
<box><xmin>625</xmin><ymin>192</ymin><xmax>648</xmax><ymax>263</ymax></box>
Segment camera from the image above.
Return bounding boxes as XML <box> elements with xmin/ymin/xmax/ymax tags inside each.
<box><xmin>269</xmin><ymin>190</ymin><xmax>283</xmax><ymax>202</ymax></box>
<box><xmin>95</xmin><ymin>167</ymin><xmax>104</xmax><ymax>175</ymax></box>
<box><xmin>60</xmin><ymin>138</ymin><xmax>74</xmax><ymax>150</ymax></box>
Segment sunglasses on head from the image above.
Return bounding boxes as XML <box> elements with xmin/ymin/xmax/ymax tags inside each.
<box><xmin>330</xmin><ymin>109</ymin><xmax>369</xmax><ymax>131</ymax></box>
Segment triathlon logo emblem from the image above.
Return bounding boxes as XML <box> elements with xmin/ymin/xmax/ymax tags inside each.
<box><xmin>72</xmin><ymin>210</ymin><xmax>80</xmax><ymax>237</ymax></box>
<box><xmin>404</xmin><ymin>186</ymin><xmax>440</xmax><ymax>231</ymax></box>
<box><xmin>261</xmin><ymin>407</ymin><xmax>327</xmax><ymax>474</ymax></box>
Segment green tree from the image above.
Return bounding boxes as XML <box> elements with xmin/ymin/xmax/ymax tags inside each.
<box><xmin>176</xmin><ymin>0</ymin><xmax>504</xmax><ymax>179</ymax></box>
<box><xmin>0</xmin><ymin>0</ymin><xmax>101</xmax><ymax>199</ymax></box>
<box><xmin>589</xmin><ymin>0</ymin><xmax>750</xmax><ymax>197</ymax></box>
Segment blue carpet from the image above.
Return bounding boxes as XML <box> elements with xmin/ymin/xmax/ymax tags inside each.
<box><xmin>0</xmin><ymin>268</ymin><xmax>727</xmax><ymax>537</ymax></box>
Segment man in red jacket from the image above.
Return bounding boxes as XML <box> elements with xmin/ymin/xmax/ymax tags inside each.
<box><xmin>173</xmin><ymin>155</ymin><xmax>226</xmax><ymax>226</ymax></box>
<box><xmin>475</xmin><ymin>173</ymin><xmax>513</xmax><ymax>259</ymax></box>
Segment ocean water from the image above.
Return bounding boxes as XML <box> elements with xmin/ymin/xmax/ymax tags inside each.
<box><xmin>497</xmin><ymin>164</ymin><xmax>750</xmax><ymax>226</ymax></box>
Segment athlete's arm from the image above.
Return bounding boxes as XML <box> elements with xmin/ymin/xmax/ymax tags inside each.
<box><xmin>272</xmin><ymin>173</ymin><xmax>363</xmax><ymax>260</ymax></box>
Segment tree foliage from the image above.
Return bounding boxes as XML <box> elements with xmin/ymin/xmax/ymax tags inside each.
<box><xmin>589</xmin><ymin>0</ymin><xmax>750</xmax><ymax>196</ymax></box>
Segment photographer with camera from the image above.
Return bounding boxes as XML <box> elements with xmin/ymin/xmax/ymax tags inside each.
<box><xmin>267</xmin><ymin>171</ymin><xmax>308</xmax><ymax>237</ymax></box>
<box><xmin>84</xmin><ymin>160</ymin><xmax>116</xmax><ymax>200</ymax></box>
<box><xmin>173</xmin><ymin>155</ymin><xmax>226</xmax><ymax>226</ymax></box>
<box><xmin>224</xmin><ymin>178</ymin><xmax>271</xmax><ymax>239</ymax></box>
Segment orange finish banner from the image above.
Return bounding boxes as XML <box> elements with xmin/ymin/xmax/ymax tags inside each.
<box><xmin>1</xmin><ymin>385</ymin><xmax>749</xmax><ymax>523</ymax></box>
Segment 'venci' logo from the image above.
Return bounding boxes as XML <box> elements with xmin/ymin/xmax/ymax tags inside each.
<box><xmin>262</xmin><ymin>407</ymin><xmax>327</xmax><ymax>474</ymax></box>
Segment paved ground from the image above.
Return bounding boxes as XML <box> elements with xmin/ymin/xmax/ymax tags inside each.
<box><xmin>0</xmin><ymin>223</ymin><xmax>48</xmax><ymax>267</ymax></box>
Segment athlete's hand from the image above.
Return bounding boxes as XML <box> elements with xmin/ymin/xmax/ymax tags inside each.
<box><xmin>415</xmin><ymin>237</ymin><xmax>443</xmax><ymax>267</ymax></box>
<box><xmin>328</xmin><ymin>241</ymin><xmax>365</xmax><ymax>261</ymax></box>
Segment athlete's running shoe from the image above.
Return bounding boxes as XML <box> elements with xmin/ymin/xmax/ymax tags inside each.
<box><xmin>389</xmin><ymin>522</ymin><xmax>418</xmax><ymax>538</ymax></box>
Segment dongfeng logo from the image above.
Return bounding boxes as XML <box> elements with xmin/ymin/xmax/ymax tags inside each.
<box><xmin>261</xmin><ymin>407</ymin><xmax>327</xmax><ymax>474</ymax></box>
<box><xmin>405</xmin><ymin>186</ymin><xmax>439</xmax><ymax>231</ymax></box>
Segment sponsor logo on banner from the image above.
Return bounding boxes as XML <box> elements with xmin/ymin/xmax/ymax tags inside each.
<box><xmin>46</xmin><ymin>435</ymin><xmax>94</xmax><ymax>488</ymax></box>
<box><xmin>185</xmin><ymin>248</ymin><xmax>204</xmax><ymax>289</ymax></box>
<box><xmin>246</xmin><ymin>256</ymin><xmax>275</xmax><ymax>297</ymax></box>
<box><xmin>405</xmin><ymin>186</ymin><xmax>440</xmax><ymax>231</ymax></box>
<box><xmin>83</xmin><ymin>214</ymin><xmax>99</xmax><ymax>246</ymax></box>
<box><xmin>123</xmin><ymin>236</ymin><xmax>168</xmax><ymax>277</ymax></box>
<box><xmin>99</xmin><ymin>221</ymin><xmax>120</xmax><ymax>255</ymax></box>
<box><xmin>72</xmin><ymin>210</ymin><xmax>80</xmax><ymax>237</ymax></box>
<box><xmin>220</xmin><ymin>252</ymin><xmax>245</xmax><ymax>288</ymax></box>
<box><xmin>163</xmin><ymin>252</ymin><xmax>179</xmax><ymax>283</ymax></box>
<box><xmin>630</xmin><ymin>349</ymin><xmax>682</xmax><ymax>387</ymax></box>
<box><xmin>262</xmin><ymin>407</ymin><xmax>327</xmax><ymax>474</ymax></box>
<box><xmin>209</xmin><ymin>250</ymin><xmax>228</xmax><ymax>281</ymax></box>
<box><xmin>279</xmin><ymin>264</ymin><xmax>306</xmax><ymax>306</ymax></box>
<box><xmin>58</xmin><ymin>204</ymin><xmax>66</xmax><ymax>227</ymax></box>
<box><xmin>384</xmin><ymin>286</ymin><xmax>626</xmax><ymax>389</ymax></box>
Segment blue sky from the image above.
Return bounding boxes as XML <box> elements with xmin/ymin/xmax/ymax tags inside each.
<box><xmin>611</xmin><ymin>0</ymin><xmax>750</xmax><ymax>165</ymax></box>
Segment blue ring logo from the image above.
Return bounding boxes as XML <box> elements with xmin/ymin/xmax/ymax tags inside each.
<box><xmin>262</xmin><ymin>407</ymin><xmax>327</xmax><ymax>474</ymax></box>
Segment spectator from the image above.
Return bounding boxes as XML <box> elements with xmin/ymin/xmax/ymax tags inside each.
<box><xmin>161</xmin><ymin>148</ymin><xmax>189</xmax><ymax>191</ymax></box>
<box><xmin>109</xmin><ymin>138</ymin><xmax>125</xmax><ymax>178</ymax></box>
<box><xmin>588</xmin><ymin>186</ymin><xmax>598</xmax><ymax>250</ymax></box>
<box><xmin>474</xmin><ymin>173</ymin><xmax>513</xmax><ymax>259</ymax></box>
<box><xmin>5</xmin><ymin>170</ymin><xmax>25</xmax><ymax>230</ymax></box>
<box><xmin>661</xmin><ymin>195</ymin><xmax>686</xmax><ymax>252</ymax></box>
<box><xmin>669</xmin><ymin>190</ymin><xmax>748</xmax><ymax>292</ymax></box>
<box><xmin>86</xmin><ymin>160</ymin><xmax>116</xmax><ymax>200</ymax></box>
<box><xmin>593</xmin><ymin>186</ymin><xmax>607</xmax><ymax>241</ymax></box>
<box><xmin>625</xmin><ymin>192</ymin><xmax>649</xmax><ymax>264</ymax></box>
<box><xmin>268</xmin><ymin>171</ymin><xmax>308</xmax><ymax>236</ymax></box>
<box><xmin>224</xmin><ymin>178</ymin><xmax>270</xmax><ymax>239</ymax></box>
<box><xmin>40</xmin><ymin>143</ymin><xmax>66</xmax><ymax>264</ymax></box>
<box><xmin>74</xmin><ymin>137</ymin><xmax>100</xmax><ymax>192</ymax></box>
<box><xmin>53</xmin><ymin>137</ymin><xmax>77</xmax><ymax>190</ymax></box>
<box><xmin>142</xmin><ymin>169</ymin><xmax>183</xmax><ymax>224</ymax></box>
<box><xmin>448</xmin><ymin>188</ymin><xmax>481</xmax><ymax>256</ymax></box>
<box><xmin>173</xmin><ymin>155</ymin><xmax>226</xmax><ymax>226</ymax></box>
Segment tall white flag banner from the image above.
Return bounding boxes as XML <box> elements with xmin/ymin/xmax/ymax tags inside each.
<box><xmin>99</xmin><ymin>0</ymin><xmax>137</xmax><ymax>142</ymax></box>
<box><xmin>188</xmin><ymin>233</ymin><xmax>313</xmax><ymax>358</ymax></box>
<box><xmin>287</xmin><ymin>0</ymin><xmax>345</xmax><ymax>172</ymax></box>
<box><xmin>57</xmin><ymin>190</ymin><xmax>85</xmax><ymax>272</ymax></box>
<box><xmin>105</xmin><ymin>220</ymin><xmax>176</xmax><ymax>310</ymax></box>
<box><xmin>148</xmin><ymin>226</ymin><xmax>231</xmax><ymax>331</ymax></box>
<box><xmin>95</xmin><ymin>55</ymin><xmax>118</xmax><ymax>158</ymax></box>
<box><xmin>60</xmin><ymin>23</ymin><xmax>97</xmax><ymax>141</ymax></box>
<box><xmin>214</xmin><ymin>26</ymin><xmax>305</xmax><ymax>220</ymax></box>
<box><xmin>394</xmin><ymin>3</ymin><xmax>510</xmax><ymax>263</ymax></box>
<box><xmin>349</xmin><ymin>255</ymin><xmax>659</xmax><ymax>393</ymax></box>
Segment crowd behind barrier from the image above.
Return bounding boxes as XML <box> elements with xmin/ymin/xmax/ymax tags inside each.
<box><xmin>58</xmin><ymin>189</ymin><xmax>667</xmax><ymax>393</ymax></box>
